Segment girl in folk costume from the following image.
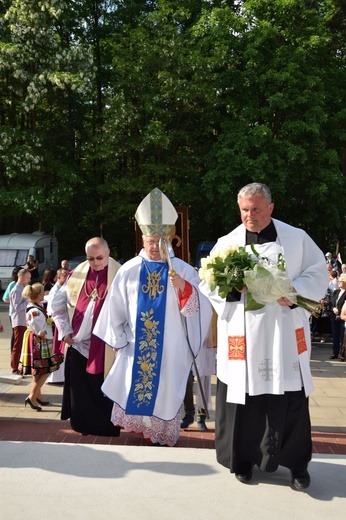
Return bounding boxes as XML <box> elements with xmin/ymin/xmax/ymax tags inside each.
<box><xmin>22</xmin><ymin>283</ymin><xmax>63</xmax><ymax>411</ymax></box>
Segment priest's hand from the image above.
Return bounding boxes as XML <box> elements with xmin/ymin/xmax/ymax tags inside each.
<box><xmin>278</xmin><ymin>287</ymin><xmax>297</xmax><ymax>307</ymax></box>
<box><xmin>63</xmin><ymin>334</ymin><xmax>74</xmax><ymax>345</ymax></box>
<box><xmin>277</xmin><ymin>297</ymin><xmax>295</xmax><ymax>306</ymax></box>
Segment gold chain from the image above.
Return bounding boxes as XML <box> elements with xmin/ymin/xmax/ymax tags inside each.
<box><xmin>84</xmin><ymin>273</ymin><xmax>108</xmax><ymax>301</ymax></box>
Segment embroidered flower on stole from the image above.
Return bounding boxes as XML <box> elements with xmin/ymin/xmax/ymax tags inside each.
<box><xmin>132</xmin><ymin>308</ymin><xmax>160</xmax><ymax>407</ymax></box>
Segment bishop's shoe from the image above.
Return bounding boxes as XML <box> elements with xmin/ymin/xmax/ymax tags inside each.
<box><xmin>180</xmin><ymin>414</ymin><xmax>194</xmax><ymax>429</ymax></box>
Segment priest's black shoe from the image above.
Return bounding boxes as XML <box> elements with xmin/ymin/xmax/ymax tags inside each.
<box><xmin>197</xmin><ymin>420</ymin><xmax>208</xmax><ymax>431</ymax></box>
<box><xmin>290</xmin><ymin>469</ymin><xmax>310</xmax><ymax>490</ymax></box>
<box><xmin>180</xmin><ymin>414</ymin><xmax>194</xmax><ymax>429</ymax></box>
<box><xmin>235</xmin><ymin>462</ymin><xmax>254</xmax><ymax>484</ymax></box>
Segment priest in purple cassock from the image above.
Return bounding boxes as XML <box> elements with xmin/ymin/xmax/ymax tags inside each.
<box><xmin>51</xmin><ymin>237</ymin><xmax>121</xmax><ymax>436</ymax></box>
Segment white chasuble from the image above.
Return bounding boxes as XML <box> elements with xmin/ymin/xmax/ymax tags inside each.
<box><xmin>94</xmin><ymin>252</ymin><xmax>212</xmax><ymax>445</ymax></box>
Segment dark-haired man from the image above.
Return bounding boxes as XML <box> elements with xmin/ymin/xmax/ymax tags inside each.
<box><xmin>9</xmin><ymin>268</ymin><xmax>31</xmax><ymax>373</ymax></box>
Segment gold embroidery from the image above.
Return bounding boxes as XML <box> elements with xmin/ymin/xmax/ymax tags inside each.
<box><xmin>132</xmin><ymin>309</ymin><xmax>160</xmax><ymax>408</ymax></box>
<box><xmin>142</xmin><ymin>265</ymin><xmax>165</xmax><ymax>300</ymax></box>
<box><xmin>228</xmin><ymin>336</ymin><xmax>246</xmax><ymax>360</ymax></box>
<box><xmin>68</xmin><ymin>289</ymin><xmax>78</xmax><ymax>307</ymax></box>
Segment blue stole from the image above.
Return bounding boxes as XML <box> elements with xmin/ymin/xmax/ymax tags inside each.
<box><xmin>125</xmin><ymin>259</ymin><xmax>168</xmax><ymax>416</ymax></box>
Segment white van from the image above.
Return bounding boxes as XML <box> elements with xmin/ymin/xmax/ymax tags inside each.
<box><xmin>0</xmin><ymin>232</ymin><xmax>58</xmax><ymax>290</ymax></box>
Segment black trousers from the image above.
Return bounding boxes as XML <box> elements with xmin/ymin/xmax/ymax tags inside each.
<box><xmin>183</xmin><ymin>370</ymin><xmax>195</xmax><ymax>417</ymax></box>
<box><xmin>62</xmin><ymin>347</ymin><xmax>120</xmax><ymax>437</ymax></box>
<box><xmin>215</xmin><ymin>379</ymin><xmax>312</xmax><ymax>473</ymax></box>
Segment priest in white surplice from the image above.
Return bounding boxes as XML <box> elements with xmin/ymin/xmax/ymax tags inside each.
<box><xmin>200</xmin><ymin>183</ymin><xmax>329</xmax><ymax>490</ymax></box>
<box><xmin>94</xmin><ymin>188</ymin><xmax>212</xmax><ymax>446</ymax></box>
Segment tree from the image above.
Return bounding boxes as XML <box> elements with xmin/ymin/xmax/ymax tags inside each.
<box><xmin>0</xmin><ymin>0</ymin><xmax>94</xmax><ymax>241</ymax></box>
<box><xmin>1</xmin><ymin>1</ymin><xmax>346</xmax><ymax>261</ymax></box>
<box><xmin>86</xmin><ymin>1</ymin><xmax>219</xmax><ymax>258</ymax></box>
<box><xmin>196</xmin><ymin>0</ymin><xmax>346</xmax><ymax>248</ymax></box>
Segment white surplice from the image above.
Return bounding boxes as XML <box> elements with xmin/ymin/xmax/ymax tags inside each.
<box><xmin>200</xmin><ymin>218</ymin><xmax>329</xmax><ymax>405</ymax></box>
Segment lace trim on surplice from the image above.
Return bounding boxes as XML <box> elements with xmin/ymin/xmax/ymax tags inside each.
<box><xmin>111</xmin><ymin>403</ymin><xmax>181</xmax><ymax>446</ymax></box>
<box><xmin>181</xmin><ymin>286</ymin><xmax>199</xmax><ymax>317</ymax></box>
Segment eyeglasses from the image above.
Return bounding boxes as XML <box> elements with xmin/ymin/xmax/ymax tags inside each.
<box><xmin>86</xmin><ymin>255</ymin><xmax>106</xmax><ymax>262</ymax></box>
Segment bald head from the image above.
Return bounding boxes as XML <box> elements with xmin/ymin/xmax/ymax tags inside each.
<box><xmin>85</xmin><ymin>237</ymin><xmax>110</xmax><ymax>271</ymax></box>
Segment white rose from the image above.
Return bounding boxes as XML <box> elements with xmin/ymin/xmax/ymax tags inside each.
<box><xmin>203</xmin><ymin>269</ymin><xmax>215</xmax><ymax>286</ymax></box>
<box><xmin>200</xmin><ymin>257</ymin><xmax>209</xmax><ymax>270</ymax></box>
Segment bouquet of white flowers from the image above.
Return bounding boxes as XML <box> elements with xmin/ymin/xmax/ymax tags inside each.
<box><xmin>199</xmin><ymin>244</ymin><xmax>321</xmax><ymax>316</ymax></box>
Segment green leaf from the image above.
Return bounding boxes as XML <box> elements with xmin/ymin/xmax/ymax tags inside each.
<box><xmin>245</xmin><ymin>292</ymin><xmax>265</xmax><ymax>312</ymax></box>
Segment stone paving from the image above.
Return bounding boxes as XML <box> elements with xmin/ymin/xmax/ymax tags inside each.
<box><xmin>0</xmin><ymin>302</ymin><xmax>345</xmax><ymax>452</ymax></box>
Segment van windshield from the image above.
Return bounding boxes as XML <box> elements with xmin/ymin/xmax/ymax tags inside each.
<box><xmin>0</xmin><ymin>249</ymin><xmax>28</xmax><ymax>267</ymax></box>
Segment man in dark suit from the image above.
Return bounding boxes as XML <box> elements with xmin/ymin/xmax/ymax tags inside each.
<box><xmin>330</xmin><ymin>274</ymin><xmax>346</xmax><ymax>359</ymax></box>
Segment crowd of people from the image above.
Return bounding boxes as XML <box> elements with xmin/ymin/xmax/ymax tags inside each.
<box><xmin>1</xmin><ymin>259</ymin><xmax>71</xmax><ymax>410</ymax></box>
<box><xmin>311</xmin><ymin>254</ymin><xmax>346</xmax><ymax>361</ymax></box>
<box><xmin>1</xmin><ymin>183</ymin><xmax>344</xmax><ymax>491</ymax></box>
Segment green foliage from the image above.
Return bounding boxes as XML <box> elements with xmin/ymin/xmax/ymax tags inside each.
<box><xmin>205</xmin><ymin>246</ymin><xmax>257</xmax><ymax>296</ymax></box>
<box><xmin>0</xmin><ymin>0</ymin><xmax>94</xmax><ymax>238</ymax></box>
<box><xmin>198</xmin><ymin>0</ymin><xmax>346</xmax><ymax>247</ymax></box>
<box><xmin>0</xmin><ymin>0</ymin><xmax>346</xmax><ymax>260</ymax></box>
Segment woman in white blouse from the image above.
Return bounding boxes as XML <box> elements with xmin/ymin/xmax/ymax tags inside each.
<box><xmin>21</xmin><ymin>283</ymin><xmax>63</xmax><ymax>410</ymax></box>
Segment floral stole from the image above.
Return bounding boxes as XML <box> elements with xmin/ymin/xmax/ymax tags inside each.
<box><xmin>125</xmin><ymin>259</ymin><xmax>168</xmax><ymax>416</ymax></box>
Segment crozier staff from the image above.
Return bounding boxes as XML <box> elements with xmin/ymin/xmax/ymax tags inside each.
<box><xmin>94</xmin><ymin>188</ymin><xmax>212</xmax><ymax>446</ymax></box>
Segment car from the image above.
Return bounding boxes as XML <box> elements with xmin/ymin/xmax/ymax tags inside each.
<box><xmin>67</xmin><ymin>256</ymin><xmax>86</xmax><ymax>270</ymax></box>
<box><xmin>195</xmin><ymin>241</ymin><xmax>216</xmax><ymax>268</ymax></box>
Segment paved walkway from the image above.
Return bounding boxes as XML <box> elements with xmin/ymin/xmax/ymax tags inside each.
<box><xmin>0</xmin><ymin>302</ymin><xmax>345</xmax><ymax>519</ymax></box>
<box><xmin>1</xmin><ymin>299</ymin><xmax>345</xmax><ymax>451</ymax></box>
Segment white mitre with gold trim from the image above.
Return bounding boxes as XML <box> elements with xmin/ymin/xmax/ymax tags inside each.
<box><xmin>135</xmin><ymin>187</ymin><xmax>178</xmax><ymax>236</ymax></box>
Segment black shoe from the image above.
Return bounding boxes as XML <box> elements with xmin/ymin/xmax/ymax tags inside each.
<box><xmin>24</xmin><ymin>397</ymin><xmax>42</xmax><ymax>411</ymax></box>
<box><xmin>235</xmin><ymin>462</ymin><xmax>254</xmax><ymax>484</ymax></box>
<box><xmin>197</xmin><ymin>421</ymin><xmax>209</xmax><ymax>431</ymax></box>
<box><xmin>180</xmin><ymin>414</ymin><xmax>194</xmax><ymax>429</ymax></box>
<box><xmin>37</xmin><ymin>398</ymin><xmax>50</xmax><ymax>406</ymax></box>
<box><xmin>329</xmin><ymin>354</ymin><xmax>338</xmax><ymax>359</ymax></box>
<box><xmin>291</xmin><ymin>469</ymin><xmax>310</xmax><ymax>490</ymax></box>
